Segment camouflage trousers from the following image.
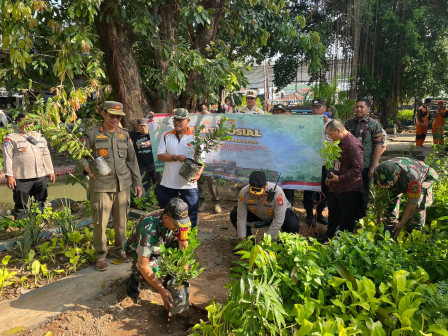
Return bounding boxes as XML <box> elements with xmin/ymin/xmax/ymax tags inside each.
<box><xmin>128</xmin><ymin>252</ymin><xmax>161</xmax><ymax>284</ymax></box>
<box><xmin>386</xmin><ymin>167</ymin><xmax>438</xmax><ymax>231</ymax></box>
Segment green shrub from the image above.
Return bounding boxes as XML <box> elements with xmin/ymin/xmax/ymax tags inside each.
<box><xmin>398</xmin><ymin>109</ymin><xmax>414</xmax><ymax>121</ymax></box>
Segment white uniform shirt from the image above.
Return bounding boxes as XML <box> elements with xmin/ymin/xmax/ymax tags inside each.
<box><xmin>238</xmin><ymin>105</ymin><xmax>265</xmax><ymax>115</ymax></box>
<box><xmin>157</xmin><ymin>128</ymin><xmax>199</xmax><ymax>189</ymax></box>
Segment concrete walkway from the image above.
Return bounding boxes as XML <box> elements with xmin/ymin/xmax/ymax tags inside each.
<box><xmin>0</xmin><ymin>260</ymin><xmax>130</xmax><ymax>334</ymax></box>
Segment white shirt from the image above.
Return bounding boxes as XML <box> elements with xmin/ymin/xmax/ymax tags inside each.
<box><xmin>157</xmin><ymin>128</ymin><xmax>198</xmax><ymax>189</ymax></box>
<box><xmin>238</xmin><ymin>105</ymin><xmax>265</xmax><ymax>114</ymax></box>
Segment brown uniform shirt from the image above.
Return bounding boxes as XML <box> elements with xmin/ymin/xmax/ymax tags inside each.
<box><xmin>3</xmin><ymin>130</ymin><xmax>54</xmax><ymax>179</ymax></box>
<box><xmin>79</xmin><ymin>125</ymin><xmax>142</xmax><ymax>192</ymax></box>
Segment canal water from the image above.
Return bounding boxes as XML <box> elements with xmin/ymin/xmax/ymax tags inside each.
<box><xmin>0</xmin><ymin>180</ymin><xmax>87</xmax><ymax>215</ymax></box>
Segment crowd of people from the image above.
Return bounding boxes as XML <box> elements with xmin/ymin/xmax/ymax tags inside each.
<box><xmin>1</xmin><ymin>94</ymin><xmax>443</xmax><ymax>309</ymax></box>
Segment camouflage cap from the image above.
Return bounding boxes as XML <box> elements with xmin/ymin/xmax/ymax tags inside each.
<box><xmin>164</xmin><ymin>198</ymin><xmax>191</xmax><ymax>229</ymax></box>
<box><xmin>246</xmin><ymin>90</ymin><xmax>258</xmax><ymax>98</ymax></box>
<box><xmin>137</xmin><ymin>118</ymin><xmax>149</xmax><ymax>125</ymax></box>
<box><xmin>173</xmin><ymin>108</ymin><xmax>190</xmax><ymax>119</ymax></box>
<box><xmin>374</xmin><ymin>161</ymin><xmax>398</xmax><ymax>188</ymax></box>
<box><xmin>312</xmin><ymin>99</ymin><xmax>327</xmax><ymax>106</ymax></box>
<box><xmin>103</xmin><ymin>101</ymin><xmax>125</xmax><ymax>115</ymax></box>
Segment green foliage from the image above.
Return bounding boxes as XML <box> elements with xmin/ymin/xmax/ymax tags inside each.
<box><xmin>132</xmin><ymin>183</ymin><xmax>158</xmax><ymax>212</ymax></box>
<box><xmin>158</xmin><ymin>227</ymin><xmax>203</xmax><ymax>287</ymax></box>
<box><xmin>192</xmin><ymin>116</ymin><xmax>235</xmax><ymax>164</ymax></box>
<box><xmin>192</xmin><ymin>225</ymin><xmax>448</xmax><ymax>335</ymax></box>
<box><xmin>0</xmin><ymin>256</ymin><xmax>17</xmax><ymax>294</ymax></box>
<box><xmin>335</xmin><ymin>99</ymin><xmax>356</xmax><ymax>121</ymax></box>
<box><xmin>318</xmin><ymin>140</ymin><xmax>342</xmax><ymax>170</ymax></box>
<box><xmin>397</xmin><ymin>109</ymin><xmax>414</xmax><ymax>122</ymax></box>
<box><xmin>311</xmin><ymin>78</ymin><xmax>338</xmax><ymax>105</ymax></box>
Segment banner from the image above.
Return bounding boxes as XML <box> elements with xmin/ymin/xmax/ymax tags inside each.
<box><xmin>149</xmin><ymin>114</ymin><xmax>324</xmax><ymax>191</ymax></box>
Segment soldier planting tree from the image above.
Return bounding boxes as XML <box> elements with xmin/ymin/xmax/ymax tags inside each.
<box><xmin>124</xmin><ymin>198</ymin><xmax>190</xmax><ymax>309</ymax></box>
<box><xmin>374</xmin><ymin>157</ymin><xmax>439</xmax><ymax>238</ymax></box>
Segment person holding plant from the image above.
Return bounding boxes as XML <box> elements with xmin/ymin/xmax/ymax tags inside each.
<box><xmin>80</xmin><ymin>101</ymin><xmax>143</xmax><ymax>272</ymax></box>
<box><xmin>230</xmin><ymin>171</ymin><xmax>300</xmax><ymax>240</ymax></box>
<box><xmin>374</xmin><ymin>157</ymin><xmax>439</xmax><ymax>238</ymax></box>
<box><xmin>130</xmin><ymin>118</ymin><xmax>161</xmax><ymax>192</ymax></box>
<box><xmin>432</xmin><ymin>100</ymin><xmax>447</xmax><ymax>145</ymax></box>
<box><xmin>156</xmin><ymin>108</ymin><xmax>204</xmax><ymax>228</ymax></box>
<box><xmin>345</xmin><ymin>98</ymin><xmax>384</xmax><ymax>220</ymax></box>
<box><xmin>238</xmin><ymin>90</ymin><xmax>265</xmax><ymax>114</ymax></box>
<box><xmin>3</xmin><ymin>112</ymin><xmax>56</xmax><ymax>219</ymax></box>
<box><xmin>303</xmin><ymin>98</ymin><xmax>331</xmax><ymax>227</ymax></box>
<box><xmin>415</xmin><ymin>98</ymin><xmax>432</xmax><ymax>147</ymax></box>
<box><xmin>318</xmin><ymin>120</ymin><xmax>363</xmax><ymax>243</ymax></box>
<box><xmin>124</xmin><ymin>197</ymin><xmax>190</xmax><ymax>308</ymax></box>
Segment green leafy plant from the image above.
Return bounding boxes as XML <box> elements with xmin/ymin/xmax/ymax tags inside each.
<box><xmin>192</xmin><ymin>116</ymin><xmax>235</xmax><ymax>164</ymax></box>
<box><xmin>132</xmin><ymin>183</ymin><xmax>158</xmax><ymax>211</ymax></box>
<box><xmin>318</xmin><ymin>140</ymin><xmax>342</xmax><ymax>170</ymax></box>
<box><xmin>158</xmin><ymin>227</ymin><xmax>203</xmax><ymax>287</ymax></box>
<box><xmin>65</xmin><ymin>247</ymin><xmax>86</xmax><ymax>274</ymax></box>
<box><xmin>38</xmin><ymin>238</ymin><xmax>57</xmax><ymax>264</ymax></box>
<box><xmin>1</xmin><ymin>256</ymin><xmax>17</xmax><ymax>295</ymax></box>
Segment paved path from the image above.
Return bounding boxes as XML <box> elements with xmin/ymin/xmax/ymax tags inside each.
<box><xmin>0</xmin><ymin>260</ymin><xmax>130</xmax><ymax>334</ymax></box>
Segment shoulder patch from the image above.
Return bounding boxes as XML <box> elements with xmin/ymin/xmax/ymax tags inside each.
<box><xmin>406</xmin><ymin>180</ymin><xmax>422</xmax><ymax>199</ymax></box>
<box><xmin>277</xmin><ymin>193</ymin><xmax>284</xmax><ymax>206</ymax></box>
<box><xmin>239</xmin><ymin>194</ymin><xmax>243</xmax><ymax>203</ymax></box>
<box><xmin>177</xmin><ymin>227</ymin><xmax>189</xmax><ymax>241</ymax></box>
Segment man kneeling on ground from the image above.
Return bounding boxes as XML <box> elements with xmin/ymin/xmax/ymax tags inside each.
<box><xmin>124</xmin><ymin>198</ymin><xmax>190</xmax><ymax>310</ymax></box>
<box><xmin>230</xmin><ymin>171</ymin><xmax>300</xmax><ymax>241</ymax></box>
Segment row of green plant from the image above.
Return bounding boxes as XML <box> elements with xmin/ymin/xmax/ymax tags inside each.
<box><xmin>192</xmin><ymin>220</ymin><xmax>448</xmax><ymax>335</ymax></box>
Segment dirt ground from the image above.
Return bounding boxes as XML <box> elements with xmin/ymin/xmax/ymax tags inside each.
<box><xmin>17</xmin><ymin>184</ymin><xmax>326</xmax><ymax>336</ymax></box>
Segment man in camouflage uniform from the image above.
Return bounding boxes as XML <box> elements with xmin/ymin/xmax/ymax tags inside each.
<box><xmin>230</xmin><ymin>171</ymin><xmax>300</xmax><ymax>240</ymax></box>
<box><xmin>80</xmin><ymin>101</ymin><xmax>142</xmax><ymax>271</ymax></box>
<box><xmin>238</xmin><ymin>90</ymin><xmax>264</xmax><ymax>114</ymax></box>
<box><xmin>345</xmin><ymin>98</ymin><xmax>384</xmax><ymax>219</ymax></box>
<box><xmin>124</xmin><ymin>198</ymin><xmax>190</xmax><ymax>310</ymax></box>
<box><xmin>374</xmin><ymin>157</ymin><xmax>439</xmax><ymax>238</ymax></box>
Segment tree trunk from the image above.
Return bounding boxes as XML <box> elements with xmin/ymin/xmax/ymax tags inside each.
<box><xmin>94</xmin><ymin>0</ymin><xmax>152</xmax><ymax>127</ymax></box>
<box><xmin>178</xmin><ymin>0</ymin><xmax>225</xmax><ymax>110</ymax></box>
<box><xmin>349</xmin><ymin>0</ymin><xmax>362</xmax><ymax>99</ymax></box>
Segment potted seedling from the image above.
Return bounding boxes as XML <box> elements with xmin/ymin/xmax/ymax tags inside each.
<box><xmin>318</xmin><ymin>140</ymin><xmax>342</xmax><ymax>180</ymax></box>
<box><xmin>46</xmin><ymin>119</ymin><xmax>111</xmax><ymax>176</ymax></box>
<box><xmin>178</xmin><ymin>116</ymin><xmax>234</xmax><ymax>182</ymax></box>
<box><xmin>158</xmin><ymin>228</ymin><xmax>203</xmax><ymax>315</ymax></box>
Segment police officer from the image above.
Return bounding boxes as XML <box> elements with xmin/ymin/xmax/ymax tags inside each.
<box><xmin>3</xmin><ymin>113</ymin><xmax>55</xmax><ymax>218</ymax></box>
<box><xmin>238</xmin><ymin>90</ymin><xmax>265</xmax><ymax>114</ymax></box>
<box><xmin>229</xmin><ymin>171</ymin><xmax>300</xmax><ymax>240</ymax></box>
<box><xmin>80</xmin><ymin>101</ymin><xmax>143</xmax><ymax>271</ymax></box>
<box><xmin>374</xmin><ymin>157</ymin><xmax>439</xmax><ymax>238</ymax></box>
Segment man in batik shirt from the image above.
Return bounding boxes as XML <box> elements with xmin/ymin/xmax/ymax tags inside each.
<box><xmin>374</xmin><ymin>157</ymin><xmax>439</xmax><ymax>238</ymax></box>
<box><xmin>124</xmin><ymin>198</ymin><xmax>190</xmax><ymax>309</ymax></box>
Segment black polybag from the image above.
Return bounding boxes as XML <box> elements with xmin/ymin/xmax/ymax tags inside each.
<box><xmin>163</xmin><ymin>275</ymin><xmax>190</xmax><ymax>315</ymax></box>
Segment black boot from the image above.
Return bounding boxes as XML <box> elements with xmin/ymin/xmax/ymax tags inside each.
<box><xmin>317</xmin><ymin>214</ymin><xmax>328</xmax><ymax>226</ymax></box>
<box><xmin>126</xmin><ymin>275</ymin><xmax>141</xmax><ymax>299</ymax></box>
<box><xmin>306</xmin><ymin>210</ymin><xmax>316</xmax><ymax>227</ymax></box>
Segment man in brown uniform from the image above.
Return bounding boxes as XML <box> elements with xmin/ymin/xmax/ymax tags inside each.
<box><xmin>3</xmin><ymin>113</ymin><xmax>55</xmax><ymax>218</ymax></box>
<box><xmin>80</xmin><ymin>101</ymin><xmax>143</xmax><ymax>271</ymax></box>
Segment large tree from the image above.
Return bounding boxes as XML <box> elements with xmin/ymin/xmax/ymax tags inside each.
<box><xmin>1</xmin><ymin>0</ymin><xmax>325</xmax><ymax>126</ymax></box>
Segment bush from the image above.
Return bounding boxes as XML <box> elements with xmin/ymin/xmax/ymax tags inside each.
<box><xmin>398</xmin><ymin>109</ymin><xmax>414</xmax><ymax>122</ymax></box>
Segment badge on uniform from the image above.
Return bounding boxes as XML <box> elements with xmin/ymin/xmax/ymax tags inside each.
<box><xmin>277</xmin><ymin>194</ymin><xmax>284</xmax><ymax>206</ymax></box>
<box><xmin>186</xmin><ymin>143</ymin><xmax>192</xmax><ymax>149</ymax></box>
<box><xmin>239</xmin><ymin>194</ymin><xmax>243</xmax><ymax>203</ymax></box>
<box><xmin>3</xmin><ymin>138</ymin><xmax>10</xmax><ymax>147</ymax></box>
<box><xmin>96</xmin><ymin>134</ymin><xmax>108</xmax><ymax>139</ymax></box>
<box><xmin>119</xmin><ymin>134</ymin><xmax>124</xmax><ymax>139</ymax></box>
<box><xmin>98</xmin><ymin>149</ymin><xmax>108</xmax><ymax>158</ymax></box>
<box><xmin>82</xmin><ymin>136</ymin><xmax>88</xmax><ymax>145</ymax></box>
<box><xmin>406</xmin><ymin>180</ymin><xmax>422</xmax><ymax>199</ymax></box>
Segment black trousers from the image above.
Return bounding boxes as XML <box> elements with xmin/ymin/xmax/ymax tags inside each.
<box><xmin>13</xmin><ymin>177</ymin><xmax>48</xmax><ymax>218</ymax></box>
<box><xmin>303</xmin><ymin>166</ymin><xmax>328</xmax><ymax>216</ymax></box>
<box><xmin>139</xmin><ymin>165</ymin><xmax>161</xmax><ymax>192</ymax></box>
<box><xmin>326</xmin><ymin>191</ymin><xmax>362</xmax><ymax>238</ymax></box>
<box><xmin>229</xmin><ymin>206</ymin><xmax>300</xmax><ymax>237</ymax></box>
<box><xmin>283</xmin><ymin>189</ymin><xmax>295</xmax><ymax>205</ymax></box>
<box><xmin>355</xmin><ymin>168</ymin><xmax>370</xmax><ymax>220</ymax></box>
